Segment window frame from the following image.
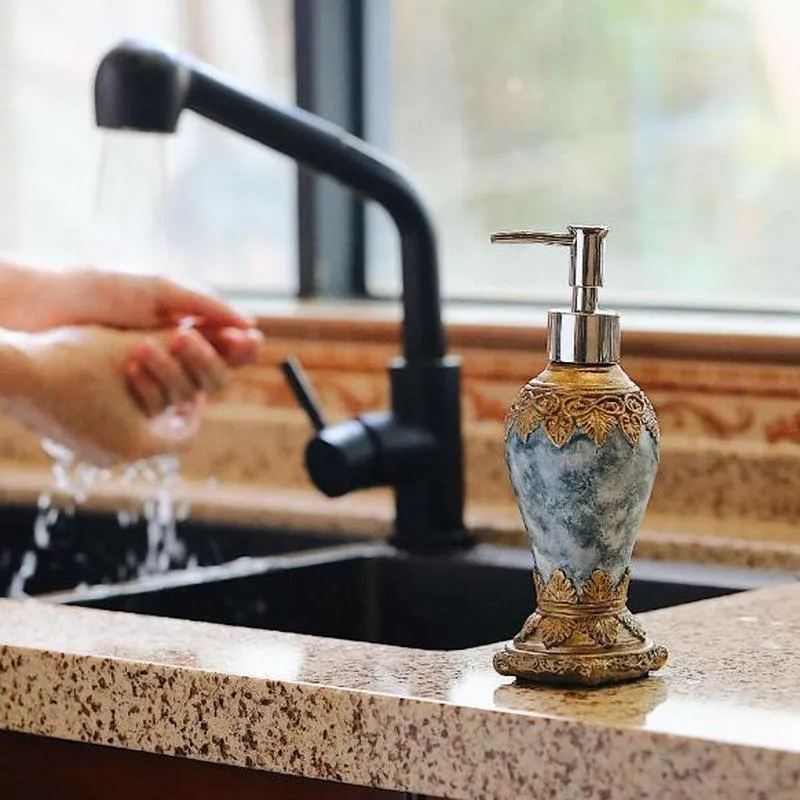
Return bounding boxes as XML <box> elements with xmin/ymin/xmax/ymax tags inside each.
<box><xmin>293</xmin><ymin>0</ymin><xmax>370</xmax><ymax>298</ymax></box>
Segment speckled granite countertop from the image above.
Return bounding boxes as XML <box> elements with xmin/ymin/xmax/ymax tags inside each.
<box><xmin>1</xmin><ymin>585</ymin><xmax>799</xmax><ymax>798</ymax></box>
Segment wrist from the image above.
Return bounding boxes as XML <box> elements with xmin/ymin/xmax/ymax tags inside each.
<box><xmin>34</xmin><ymin>267</ymin><xmax>98</xmax><ymax>329</ymax></box>
<box><xmin>0</xmin><ymin>259</ymin><xmax>90</xmax><ymax>331</ymax></box>
<box><xmin>0</xmin><ymin>261</ymin><xmax>49</xmax><ymax>330</ymax></box>
<box><xmin>49</xmin><ymin>267</ymin><xmax>129</xmax><ymax>328</ymax></box>
<box><xmin>0</xmin><ymin>260</ymin><xmax>105</xmax><ymax>331</ymax></box>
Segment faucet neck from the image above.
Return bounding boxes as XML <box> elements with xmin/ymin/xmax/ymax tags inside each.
<box><xmin>94</xmin><ymin>40</ymin><xmax>466</xmax><ymax>549</ymax></box>
<box><xmin>184</xmin><ymin>63</ymin><xmax>446</xmax><ymax>364</ymax></box>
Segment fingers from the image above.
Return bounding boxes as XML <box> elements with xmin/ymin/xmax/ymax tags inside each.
<box><xmin>126</xmin><ymin>331</ymin><xmax>224</xmax><ymax>418</ymax></box>
<box><xmin>156</xmin><ymin>277</ymin><xmax>255</xmax><ymax>330</ymax></box>
<box><xmin>132</xmin><ymin>337</ymin><xmax>200</xmax><ymax>407</ymax></box>
<box><xmin>200</xmin><ymin>327</ymin><xmax>264</xmax><ymax>367</ymax></box>
<box><xmin>168</xmin><ymin>327</ymin><xmax>228</xmax><ymax>394</ymax></box>
<box><xmin>125</xmin><ymin>362</ymin><xmax>167</xmax><ymax>417</ymax></box>
<box><xmin>53</xmin><ymin>268</ymin><xmax>255</xmax><ymax>333</ymax></box>
<box><xmin>124</xmin><ymin>322</ymin><xmax>257</xmax><ymax>423</ymax></box>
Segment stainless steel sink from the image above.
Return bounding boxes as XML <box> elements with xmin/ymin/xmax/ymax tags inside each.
<box><xmin>44</xmin><ymin>541</ymin><xmax>796</xmax><ymax>651</ymax></box>
<box><xmin>0</xmin><ymin>503</ymin><xmax>352</xmax><ymax>597</ymax></box>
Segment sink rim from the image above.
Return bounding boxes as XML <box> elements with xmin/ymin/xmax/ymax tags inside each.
<box><xmin>40</xmin><ymin>539</ymin><xmax>797</xmax><ymax>608</ymax></box>
<box><xmin>37</xmin><ymin>541</ymin><xmax>383</xmax><ymax>605</ymax></box>
<box><xmin>37</xmin><ymin>541</ymin><xmax>799</xmax><ymax>653</ymax></box>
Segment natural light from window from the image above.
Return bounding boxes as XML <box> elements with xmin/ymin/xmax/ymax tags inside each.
<box><xmin>371</xmin><ymin>0</ymin><xmax>800</xmax><ymax>313</ymax></box>
<box><xmin>7</xmin><ymin>0</ymin><xmax>800</xmax><ymax>315</ymax></box>
<box><xmin>0</xmin><ymin>0</ymin><xmax>295</xmax><ymax>292</ymax></box>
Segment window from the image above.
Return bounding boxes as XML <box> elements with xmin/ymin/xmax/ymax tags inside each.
<box><xmin>370</xmin><ymin>0</ymin><xmax>800</xmax><ymax>313</ymax></box>
<box><xmin>0</xmin><ymin>0</ymin><xmax>295</xmax><ymax>292</ymax></box>
<box><xmin>7</xmin><ymin>1</ymin><xmax>800</xmax><ymax>316</ymax></box>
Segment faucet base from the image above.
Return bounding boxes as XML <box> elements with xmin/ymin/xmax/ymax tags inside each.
<box><xmin>389</xmin><ymin>355</ymin><xmax>467</xmax><ymax>553</ymax></box>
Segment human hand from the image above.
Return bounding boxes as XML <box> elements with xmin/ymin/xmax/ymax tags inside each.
<box><xmin>0</xmin><ymin>258</ymin><xmax>255</xmax><ymax>333</ymax></box>
<box><xmin>63</xmin><ymin>268</ymin><xmax>257</xmax><ymax>332</ymax></box>
<box><xmin>125</xmin><ymin>324</ymin><xmax>264</xmax><ymax>416</ymax></box>
<box><xmin>2</xmin><ymin>326</ymin><xmax>211</xmax><ymax>467</ymax></box>
<box><xmin>59</xmin><ymin>269</ymin><xmax>265</xmax><ymax>395</ymax></box>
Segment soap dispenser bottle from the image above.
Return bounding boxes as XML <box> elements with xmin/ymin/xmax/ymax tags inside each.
<box><xmin>491</xmin><ymin>226</ymin><xmax>668</xmax><ymax>686</ymax></box>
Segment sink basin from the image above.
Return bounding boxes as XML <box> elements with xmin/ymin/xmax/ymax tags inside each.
<box><xmin>47</xmin><ymin>542</ymin><xmax>796</xmax><ymax>651</ymax></box>
<box><xmin>0</xmin><ymin>503</ymin><xmax>352</xmax><ymax>597</ymax></box>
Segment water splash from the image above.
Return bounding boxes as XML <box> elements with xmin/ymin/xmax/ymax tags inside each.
<box><xmin>5</xmin><ymin>130</ymin><xmax>196</xmax><ymax>597</ymax></box>
<box><xmin>7</xmin><ymin>439</ymin><xmax>192</xmax><ymax>598</ymax></box>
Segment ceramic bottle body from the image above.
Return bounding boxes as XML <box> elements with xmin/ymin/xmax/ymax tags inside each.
<box><xmin>494</xmin><ymin>362</ymin><xmax>668</xmax><ymax>686</ymax></box>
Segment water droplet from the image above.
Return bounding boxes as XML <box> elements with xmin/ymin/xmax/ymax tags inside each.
<box><xmin>33</xmin><ymin>514</ymin><xmax>51</xmax><ymax>549</ymax></box>
<box><xmin>30</xmin><ymin>437</ymin><xmax>195</xmax><ymax>587</ymax></box>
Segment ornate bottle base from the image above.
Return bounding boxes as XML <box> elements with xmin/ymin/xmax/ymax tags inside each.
<box><xmin>493</xmin><ymin>569</ymin><xmax>669</xmax><ymax>687</ymax></box>
<box><xmin>494</xmin><ymin>639</ymin><xmax>668</xmax><ymax>687</ymax></box>
<box><xmin>500</xmin><ymin>361</ymin><xmax>668</xmax><ymax>687</ymax></box>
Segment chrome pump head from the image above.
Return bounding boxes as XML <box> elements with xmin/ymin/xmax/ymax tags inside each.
<box><xmin>490</xmin><ymin>225</ymin><xmax>620</xmax><ymax>365</ymax></box>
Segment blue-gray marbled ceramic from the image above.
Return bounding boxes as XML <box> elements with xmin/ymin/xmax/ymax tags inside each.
<box><xmin>505</xmin><ymin>425</ymin><xmax>659</xmax><ymax>589</ymax></box>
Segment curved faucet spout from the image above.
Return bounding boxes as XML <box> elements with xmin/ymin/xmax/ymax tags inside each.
<box><xmin>94</xmin><ymin>38</ymin><xmax>445</xmax><ymax>364</ymax></box>
<box><xmin>94</xmin><ymin>38</ymin><xmax>467</xmax><ymax>551</ymax></box>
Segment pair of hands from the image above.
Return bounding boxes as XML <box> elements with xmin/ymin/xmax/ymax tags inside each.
<box><xmin>0</xmin><ymin>264</ymin><xmax>264</xmax><ymax>466</ymax></box>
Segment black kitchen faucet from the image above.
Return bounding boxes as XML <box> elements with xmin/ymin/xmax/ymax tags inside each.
<box><xmin>94</xmin><ymin>39</ymin><xmax>469</xmax><ymax>552</ymax></box>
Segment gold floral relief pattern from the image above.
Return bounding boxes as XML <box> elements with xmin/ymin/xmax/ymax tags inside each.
<box><xmin>523</xmin><ymin>568</ymin><xmax>644</xmax><ymax>650</ymax></box>
<box><xmin>494</xmin><ymin>645</ymin><xmax>669</xmax><ymax>687</ymax></box>
<box><xmin>536</xmin><ymin>569</ymin><xmax>577</xmax><ymax>604</ymax></box>
<box><xmin>497</xmin><ymin>565</ymin><xmax>667</xmax><ymax>686</ymax></box>
<box><xmin>507</xmin><ymin>385</ymin><xmax>660</xmax><ymax>448</ymax></box>
<box><xmin>534</xmin><ymin>568</ymin><xmax>629</xmax><ymax>608</ymax></box>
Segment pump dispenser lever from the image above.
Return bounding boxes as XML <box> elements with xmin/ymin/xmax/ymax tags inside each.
<box><xmin>490</xmin><ymin>225</ymin><xmax>618</xmax><ymax>365</ymax></box>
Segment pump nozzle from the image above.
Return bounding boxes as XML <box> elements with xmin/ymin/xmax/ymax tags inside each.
<box><xmin>491</xmin><ymin>225</ymin><xmax>619</xmax><ymax>365</ymax></box>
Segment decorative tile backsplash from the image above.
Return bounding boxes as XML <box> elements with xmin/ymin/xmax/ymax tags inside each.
<box><xmin>1</xmin><ymin>311</ymin><xmax>799</xmax><ymax>543</ymax></box>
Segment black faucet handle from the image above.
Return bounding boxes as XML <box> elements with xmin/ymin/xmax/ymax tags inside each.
<box><xmin>282</xmin><ymin>356</ymin><xmax>438</xmax><ymax>500</ymax></box>
<box><xmin>280</xmin><ymin>357</ymin><xmax>327</xmax><ymax>432</ymax></box>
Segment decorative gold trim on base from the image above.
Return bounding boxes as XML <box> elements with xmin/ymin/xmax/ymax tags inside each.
<box><xmin>494</xmin><ymin>567</ymin><xmax>669</xmax><ymax>686</ymax></box>
<box><xmin>493</xmin><ymin>639</ymin><xmax>669</xmax><ymax>687</ymax></box>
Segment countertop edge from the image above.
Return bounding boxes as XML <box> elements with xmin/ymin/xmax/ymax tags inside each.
<box><xmin>2</xmin><ymin>588</ymin><xmax>800</xmax><ymax>799</ymax></box>
<box><xmin>1</xmin><ymin>631</ymin><xmax>797</xmax><ymax>800</ymax></box>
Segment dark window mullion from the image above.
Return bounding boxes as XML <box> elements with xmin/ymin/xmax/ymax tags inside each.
<box><xmin>293</xmin><ymin>0</ymin><xmax>367</xmax><ymax>298</ymax></box>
